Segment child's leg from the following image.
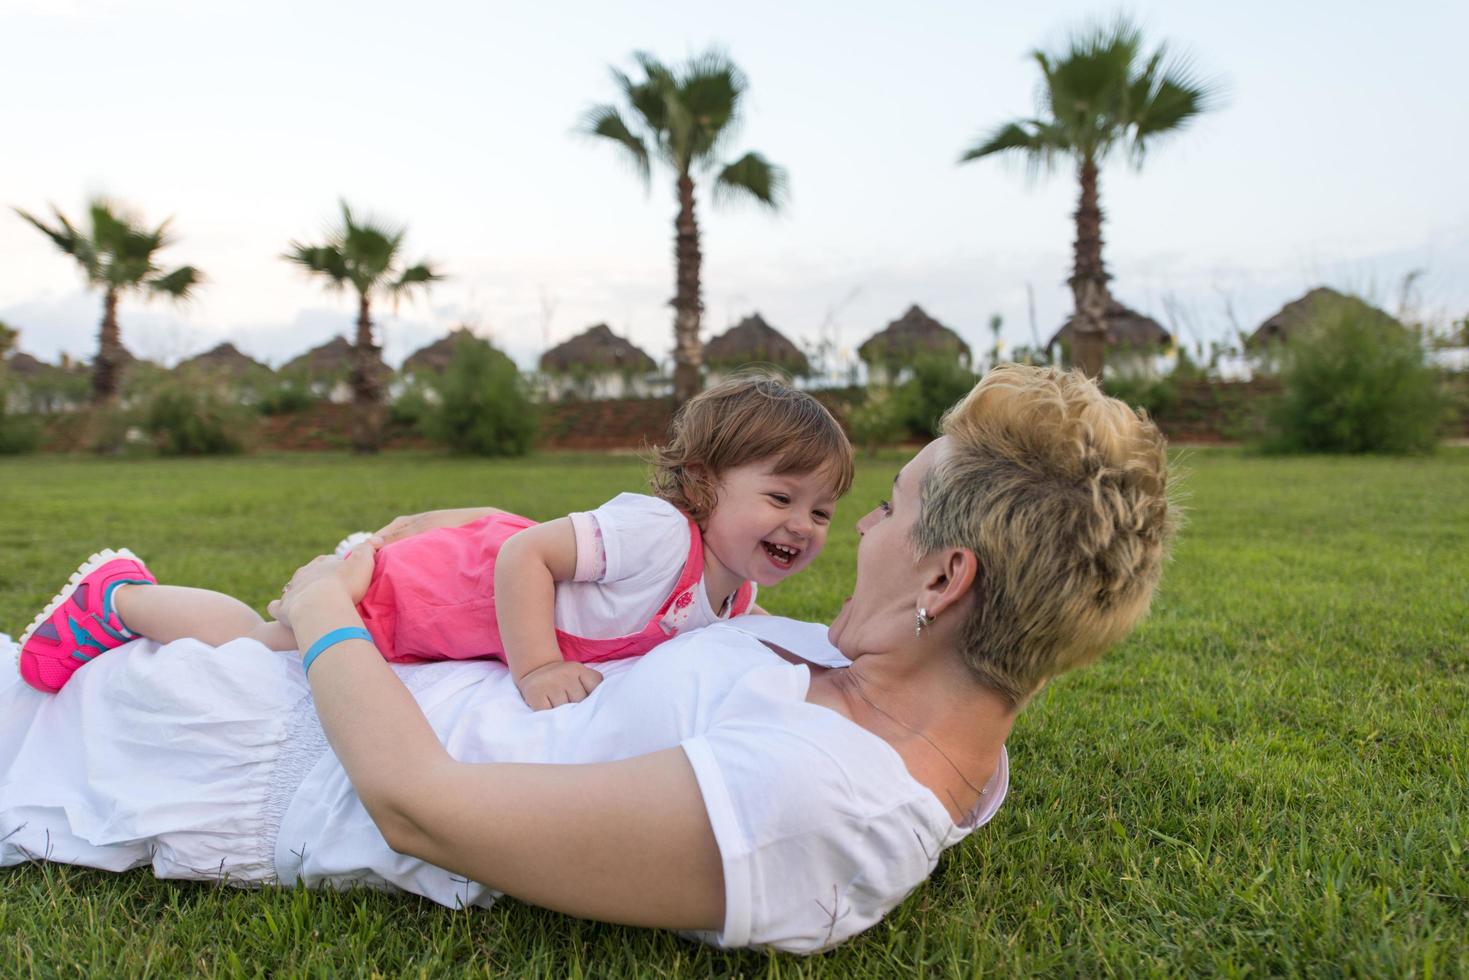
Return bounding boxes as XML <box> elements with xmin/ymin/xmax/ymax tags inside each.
<box><xmin>112</xmin><ymin>584</ymin><xmax>270</xmax><ymax>647</ymax></box>
<box><xmin>246</xmin><ymin>621</ymin><xmax>299</xmax><ymax>652</ymax></box>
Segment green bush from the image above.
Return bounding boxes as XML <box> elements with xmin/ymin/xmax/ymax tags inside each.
<box><xmin>892</xmin><ymin>356</ymin><xmax>979</xmax><ymax>438</ymax></box>
<box><xmin>140</xmin><ymin>380</ymin><xmax>257</xmax><ymax>455</ymax></box>
<box><xmin>258</xmin><ymin>377</ymin><xmax>318</xmax><ymax>415</ymax></box>
<box><xmin>422</xmin><ymin>335</ymin><xmax>538</xmax><ymax>456</ymax></box>
<box><xmin>1103</xmin><ymin>372</ymin><xmax>1178</xmax><ymax>418</ymax></box>
<box><xmin>1263</xmin><ymin>303</ymin><xmax>1448</xmax><ymax>454</ymax></box>
<box><xmin>389</xmin><ymin>379</ymin><xmax>435</xmax><ymax>427</ymax></box>
<box><xmin>0</xmin><ymin>386</ymin><xmax>42</xmax><ymax>454</ymax></box>
<box><xmin>847</xmin><ymin>389</ymin><xmax>907</xmax><ymax>454</ymax></box>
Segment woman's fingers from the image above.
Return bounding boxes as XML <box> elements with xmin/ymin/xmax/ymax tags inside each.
<box><xmin>340</xmin><ymin>543</ymin><xmax>378</xmax><ymax>602</ymax></box>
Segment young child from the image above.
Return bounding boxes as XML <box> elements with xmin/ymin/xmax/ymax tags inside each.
<box><xmin>15</xmin><ymin>376</ymin><xmax>854</xmax><ymax>709</ymax></box>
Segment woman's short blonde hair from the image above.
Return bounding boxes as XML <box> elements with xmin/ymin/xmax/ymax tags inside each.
<box><xmin>912</xmin><ymin>364</ymin><xmax>1175</xmax><ymax>707</ymax></box>
<box><xmin>649</xmin><ymin>374</ymin><xmax>855</xmax><ymax>526</ymax></box>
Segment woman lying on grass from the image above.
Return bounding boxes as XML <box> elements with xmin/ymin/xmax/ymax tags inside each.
<box><xmin>0</xmin><ymin>365</ymin><xmax>1173</xmax><ymax>954</ymax></box>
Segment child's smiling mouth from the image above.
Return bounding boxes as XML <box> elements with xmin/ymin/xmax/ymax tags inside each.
<box><xmin>761</xmin><ymin>540</ymin><xmax>802</xmax><ymax>570</ymax></box>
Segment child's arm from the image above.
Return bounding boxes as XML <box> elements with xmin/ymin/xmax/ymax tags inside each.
<box><xmin>375</xmin><ymin>508</ymin><xmax>507</xmax><ymax>545</ymax></box>
<box><xmin>494</xmin><ymin>518</ymin><xmax>604</xmax><ymax>710</ymax></box>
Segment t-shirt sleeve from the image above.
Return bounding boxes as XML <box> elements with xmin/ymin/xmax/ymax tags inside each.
<box><xmin>570</xmin><ymin>494</ymin><xmax>690</xmax><ymax>586</ymax></box>
<box><xmin>679</xmin><ymin>714</ymin><xmax>944</xmax><ymax>954</ymax></box>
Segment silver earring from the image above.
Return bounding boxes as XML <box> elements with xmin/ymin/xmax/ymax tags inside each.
<box><xmin>915</xmin><ymin>607</ymin><xmax>935</xmax><ymax>638</ymax></box>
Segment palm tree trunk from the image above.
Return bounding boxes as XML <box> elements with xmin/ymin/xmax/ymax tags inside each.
<box><xmin>92</xmin><ymin>288</ymin><xmax>123</xmax><ymax>404</ymax></box>
<box><xmin>351</xmin><ymin>292</ymin><xmax>384</xmax><ymax>453</ymax></box>
<box><xmin>671</xmin><ymin>173</ymin><xmax>704</xmax><ymax>404</ymax></box>
<box><xmin>1067</xmin><ymin>157</ymin><xmax>1110</xmax><ymax>380</ymax></box>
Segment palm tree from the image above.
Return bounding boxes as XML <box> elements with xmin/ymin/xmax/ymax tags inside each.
<box><xmin>582</xmin><ymin>49</ymin><xmax>787</xmax><ymax>403</ymax></box>
<box><xmin>14</xmin><ymin>198</ymin><xmax>202</xmax><ymax>403</ymax></box>
<box><xmin>284</xmin><ymin>201</ymin><xmax>441</xmax><ymax>452</ymax></box>
<box><xmin>959</xmin><ymin>17</ymin><xmax>1218</xmax><ymax>379</ymax></box>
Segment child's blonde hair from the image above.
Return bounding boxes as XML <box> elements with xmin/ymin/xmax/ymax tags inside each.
<box><xmin>650</xmin><ymin>374</ymin><xmax>855</xmax><ymax>525</ymax></box>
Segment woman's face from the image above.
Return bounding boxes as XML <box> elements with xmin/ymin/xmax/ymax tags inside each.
<box><xmin>828</xmin><ymin>438</ymin><xmax>947</xmax><ymax>659</ymax></box>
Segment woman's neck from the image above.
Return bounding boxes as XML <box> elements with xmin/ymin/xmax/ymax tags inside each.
<box><xmin>810</xmin><ymin>646</ymin><xmax>1015</xmax><ymax>822</ymax></box>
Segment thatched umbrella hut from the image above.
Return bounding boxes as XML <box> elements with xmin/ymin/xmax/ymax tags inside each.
<box><xmin>1246</xmin><ymin>287</ymin><xmax>1400</xmax><ymax>349</ymax></box>
<box><xmin>175</xmin><ymin>342</ymin><xmax>274</xmax><ymax>403</ymax></box>
<box><xmin>281</xmin><ymin>335</ymin><xmax>390</xmax><ymax>403</ymax></box>
<box><xmin>858</xmin><ymin>305</ymin><xmax>971</xmax><ymax>385</ymax></box>
<box><xmin>2</xmin><ymin>352</ymin><xmax>55</xmax><ymax>412</ymax></box>
<box><xmin>402</xmin><ymin>327</ymin><xmax>481</xmax><ymax>378</ymax></box>
<box><xmin>539</xmin><ymin>323</ymin><xmax>659</xmax><ymax>401</ymax></box>
<box><xmin>178</xmin><ymin>342</ymin><xmax>272</xmax><ymax>378</ymax></box>
<box><xmin>704</xmin><ymin>313</ymin><xmax>810</xmax><ymax>382</ymax></box>
<box><xmin>5</xmin><ymin>351</ymin><xmax>48</xmax><ymax>381</ymax></box>
<box><xmin>1047</xmin><ymin>299</ymin><xmax>1171</xmax><ymax>355</ymax></box>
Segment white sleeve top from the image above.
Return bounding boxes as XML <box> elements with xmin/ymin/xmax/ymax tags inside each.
<box><xmin>554</xmin><ymin>493</ymin><xmax>755</xmax><ymax>638</ymax></box>
<box><xmin>0</xmin><ymin>617</ymin><xmax>1006</xmax><ymax>955</ymax></box>
<box><xmin>274</xmin><ymin>616</ymin><xmax>1007</xmax><ymax>953</ymax></box>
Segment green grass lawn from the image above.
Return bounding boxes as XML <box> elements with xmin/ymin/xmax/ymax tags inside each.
<box><xmin>1</xmin><ymin>448</ymin><xmax>1466</xmax><ymax>976</ymax></box>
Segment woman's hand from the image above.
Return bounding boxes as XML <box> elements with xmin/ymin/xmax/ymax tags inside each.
<box><xmin>516</xmin><ymin>660</ymin><xmax>603</xmax><ymax>710</ymax></box>
<box><xmin>268</xmin><ymin>544</ymin><xmax>377</xmax><ymax>626</ymax></box>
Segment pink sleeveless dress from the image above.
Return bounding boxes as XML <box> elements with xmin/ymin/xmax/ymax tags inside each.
<box><xmin>355</xmin><ymin>512</ymin><xmax>755</xmax><ymax>665</ymax></box>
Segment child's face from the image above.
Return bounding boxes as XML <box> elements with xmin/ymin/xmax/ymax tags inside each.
<box><xmin>702</xmin><ymin>458</ymin><xmax>839</xmax><ymax>587</ymax></box>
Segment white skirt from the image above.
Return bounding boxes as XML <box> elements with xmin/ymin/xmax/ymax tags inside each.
<box><xmin>0</xmin><ymin>632</ymin><xmax>323</xmax><ymax>885</ymax></box>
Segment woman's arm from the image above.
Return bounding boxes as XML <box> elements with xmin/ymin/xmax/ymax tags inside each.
<box><xmin>278</xmin><ymin>557</ymin><xmax>724</xmax><ymax>931</ymax></box>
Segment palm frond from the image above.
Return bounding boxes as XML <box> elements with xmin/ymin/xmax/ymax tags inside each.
<box><xmin>336</xmin><ymin>202</ymin><xmax>405</xmax><ymax>293</ymax></box>
<box><xmin>580</xmin><ymin>104</ymin><xmax>652</xmax><ymax>186</ymax></box>
<box><xmin>14</xmin><ymin>205</ymin><xmax>100</xmax><ymax>279</ymax></box>
<box><xmin>970</xmin><ymin>15</ymin><xmax>1219</xmax><ymax>175</ymax></box>
<box><xmin>1129</xmin><ymin>53</ymin><xmax>1223</xmax><ymax>162</ymax></box>
<box><xmin>589</xmin><ymin>49</ymin><xmax>780</xmax><ymax>197</ymax></box>
<box><xmin>283</xmin><ymin>241</ymin><xmax>350</xmax><ymax>289</ymax></box>
<box><xmin>679</xmin><ymin>49</ymin><xmax>745</xmax><ymax>166</ymax></box>
<box><xmin>714</xmin><ymin>152</ymin><xmax>787</xmax><ymax>209</ymax></box>
<box><xmin>391</xmin><ymin>262</ymin><xmax>442</xmax><ymax>294</ymax></box>
<box><xmin>148</xmin><ymin>265</ymin><xmax>203</xmax><ymax>300</ymax></box>
<box><xmin>287</xmin><ymin>200</ymin><xmax>436</xmax><ymax>305</ymax></box>
<box><xmin>958</xmin><ymin>120</ymin><xmax>1068</xmax><ymax>178</ymax></box>
<box><xmin>625</xmin><ymin>52</ymin><xmax>675</xmax><ymax>134</ymax></box>
<box><xmin>384</xmin><ymin>261</ymin><xmax>441</xmax><ymax>313</ymax></box>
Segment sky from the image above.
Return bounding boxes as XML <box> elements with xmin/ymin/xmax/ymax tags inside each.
<box><xmin>2</xmin><ymin>0</ymin><xmax>1466</xmax><ymax>373</ymax></box>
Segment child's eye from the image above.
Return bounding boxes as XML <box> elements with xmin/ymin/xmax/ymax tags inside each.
<box><xmin>812</xmin><ymin>510</ymin><xmax>831</xmax><ymax>525</ymax></box>
<box><xmin>768</xmin><ymin>493</ymin><xmax>791</xmax><ymax>505</ymax></box>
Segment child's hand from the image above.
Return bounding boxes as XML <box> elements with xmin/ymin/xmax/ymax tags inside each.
<box><xmin>516</xmin><ymin>661</ymin><xmax>603</xmax><ymax>710</ymax></box>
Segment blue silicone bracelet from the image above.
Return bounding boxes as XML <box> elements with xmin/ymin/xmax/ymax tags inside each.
<box><xmin>302</xmin><ymin>626</ymin><xmax>374</xmax><ymax>674</ymax></box>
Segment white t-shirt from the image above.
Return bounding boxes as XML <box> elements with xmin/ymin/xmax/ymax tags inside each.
<box><xmin>555</xmin><ymin>493</ymin><xmax>755</xmax><ymax>638</ymax></box>
<box><xmin>0</xmin><ymin>618</ymin><xmax>1008</xmax><ymax>955</ymax></box>
<box><xmin>275</xmin><ymin>616</ymin><xmax>1008</xmax><ymax>953</ymax></box>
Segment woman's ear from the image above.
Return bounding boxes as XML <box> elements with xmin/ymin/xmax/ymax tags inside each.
<box><xmin>918</xmin><ymin>547</ymin><xmax>978</xmax><ymax>621</ymax></box>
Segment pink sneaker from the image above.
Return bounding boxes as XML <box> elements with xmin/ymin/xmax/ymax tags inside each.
<box><xmin>17</xmin><ymin>549</ymin><xmax>156</xmax><ymax>693</ymax></box>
